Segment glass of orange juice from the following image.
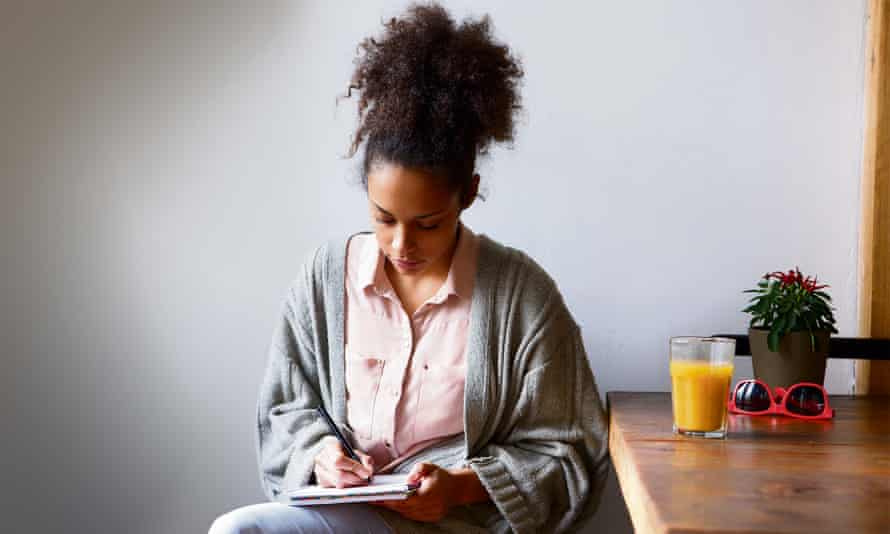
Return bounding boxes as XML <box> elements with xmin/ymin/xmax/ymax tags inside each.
<box><xmin>670</xmin><ymin>336</ymin><xmax>735</xmax><ymax>439</ymax></box>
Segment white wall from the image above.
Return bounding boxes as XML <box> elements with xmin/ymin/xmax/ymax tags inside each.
<box><xmin>0</xmin><ymin>1</ymin><xmax>867</xmax><ymax>533</ymax></box>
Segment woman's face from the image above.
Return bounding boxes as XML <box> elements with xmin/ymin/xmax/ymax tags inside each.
<box><xmin>366</xmin><ymin>162</ymin><xmax>473</xmax><ymax>277</ymax></box>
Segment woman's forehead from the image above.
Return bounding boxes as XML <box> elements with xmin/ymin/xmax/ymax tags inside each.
<box><xmin>367</xmin><ymin>163</ymin><xmax>456</xmax><ymax>215</ymax></box>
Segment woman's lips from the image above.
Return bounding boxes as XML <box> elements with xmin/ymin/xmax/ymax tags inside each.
<box><xmin>392</xmin><ymin>258</ymin><xmax>423</xmax><ymax>270</ymax></box>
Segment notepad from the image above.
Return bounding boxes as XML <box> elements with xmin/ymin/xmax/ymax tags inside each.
<box><xmin>284</xmin><ymin>474</ymin><xmax>419</xmax><ymax>506</ymax></box>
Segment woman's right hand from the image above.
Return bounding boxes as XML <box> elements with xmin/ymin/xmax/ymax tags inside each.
<box><xmin>313</xmin><ymin>437</ymin><xmax>375</xmax><ymax>488</ymax></box>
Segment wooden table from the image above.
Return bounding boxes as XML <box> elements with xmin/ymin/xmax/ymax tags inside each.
<box><xmin>607</xmin><ymin>392</ymin><xmax>890</xmax><ymax>534</ymax></box>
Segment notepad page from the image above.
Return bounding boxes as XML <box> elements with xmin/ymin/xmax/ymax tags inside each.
<box><xmin>286</xmin><ymin>474</ymin><xmax>414</xmax><ymax>498</ymax></box>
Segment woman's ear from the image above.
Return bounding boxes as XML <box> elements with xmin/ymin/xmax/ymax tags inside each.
<box><xmin>460</xmin><ymin>174</ymin><xmax>481</xmax><ymax>209</ymax></box>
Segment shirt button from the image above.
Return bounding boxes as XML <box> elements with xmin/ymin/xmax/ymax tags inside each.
<box><xmin>391</xmin><ymin>388</ymin><xmax>399</xmax><ymax>397</ymax></box>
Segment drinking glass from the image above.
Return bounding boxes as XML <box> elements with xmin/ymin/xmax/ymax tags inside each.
<box><xmin>670</xmin><ymin>336</ymin><xmax>736</xmax><ymax>438</ymax></box>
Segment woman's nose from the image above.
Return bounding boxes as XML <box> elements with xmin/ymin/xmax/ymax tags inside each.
<box><xmin>391</xmin><ymin>225</ymin><xmax>415</xmax><ymax>253</ymax></box>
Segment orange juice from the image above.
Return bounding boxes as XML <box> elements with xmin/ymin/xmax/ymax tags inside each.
<box><xmin>670</xmin><ymin>360</ymin><xmax>733</xmax><ymax>432</ymax></box>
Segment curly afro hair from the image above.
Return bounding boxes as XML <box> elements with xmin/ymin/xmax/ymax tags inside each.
<box><xmin>346</xmin><ymin>2</ymin><xmax>523</xmax><ymax>194</ymax></box>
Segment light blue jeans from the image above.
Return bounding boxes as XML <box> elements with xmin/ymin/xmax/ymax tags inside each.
<box><xmin>208</xmin><ymin>502</ymin><xmax>394</xmax><ymax>534</ymax></box>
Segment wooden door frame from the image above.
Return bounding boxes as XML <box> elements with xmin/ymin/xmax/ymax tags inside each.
<box><xmin>856</xmin><ymin>0</ymin><xmax>890</xmax><ymax>394</ymax></box>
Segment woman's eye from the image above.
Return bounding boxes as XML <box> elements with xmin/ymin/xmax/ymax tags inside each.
<box><xmin>375</xmin><ymin>218</ymin><xmax>438</xmax><ymax>230</ymax></box>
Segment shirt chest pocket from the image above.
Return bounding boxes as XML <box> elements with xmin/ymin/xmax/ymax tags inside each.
<box><xmin>413</xmin><ymin>362</ymin><xmax>467</xmax><ymax>444</ymax></box>
<box><xmin>345</xmin><ymin>349</ymin><xmax>385</xmax><ymax>440</ymax></box>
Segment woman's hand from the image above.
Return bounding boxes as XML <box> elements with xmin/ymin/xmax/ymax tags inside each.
<box><xmin>313</xmin><ymin>437</ymin><xmax>374</xmax><ymax>488</ymax></box>
<box><xmin>372</xmin><ymin>463</ymin><xmax>465</xmax><ymax>522</ymax></box>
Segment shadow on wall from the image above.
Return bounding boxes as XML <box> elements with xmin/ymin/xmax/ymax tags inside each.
<box><xmin>2</xmin><ymin>3</ymin><xmax>295</xmax><ymax>534</ymax></box>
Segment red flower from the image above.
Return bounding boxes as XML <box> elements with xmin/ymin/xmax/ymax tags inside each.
<box><xmin>763</xmin><ymin>268</ymin><xmax>830</xmax><ymax>292</ymax></box>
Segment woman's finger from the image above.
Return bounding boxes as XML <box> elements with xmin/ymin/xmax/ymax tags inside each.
<box><xmin>356</xmin><ymin>450</ymin><xmax>375</xmax><ymax>473</ymax></box>
<box><xmin>334</xmin><ymin>469</ymin><xmax>367</xmax><ymax>488</ymax></box>
<box><xmin>315</xmin><ymin>443</ymin><xmax>341</xmax><ymax>470</ymax></box>
<box><xmin>315</xmin><ymin>461</ymin><xmax>366</xmax><ymax>488</ymax></box>
<box><xmin>317</xmin><ymin>446</ymin><xmax>364</xmax><ymax>476</ymax></box>
<box><xmin>332</xmin><ymin>453</ymin><xmax>372</xmax><ymax>479</ymax></box>
<box><xmin>314</xmin><ymin>462</ymin><xmax>336</xmax><ymax>488</ymax></box>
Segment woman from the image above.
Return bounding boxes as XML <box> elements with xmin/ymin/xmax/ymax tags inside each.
<box><xmin>210</xmin><ymin>4</ymin><xmax>608</xmax><ymax>533</ymax></box>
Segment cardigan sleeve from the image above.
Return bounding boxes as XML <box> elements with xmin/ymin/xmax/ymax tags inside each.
<box><xmin>255</xmin><ymin>257</ymin><xmax>333</xmax><ymax>501</ymax></box>
<box><xmin>466</xmin><ymin>326</ymin><xmax>609</xmax><ymax>534</ymax></box>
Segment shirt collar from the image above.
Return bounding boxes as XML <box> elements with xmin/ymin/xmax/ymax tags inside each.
<box><xmin>357</xmin><ymin>234</ymin><xmax>390</xmax><ymax>297</ymax></box>
<box><xmin>430</xmin><ymin>223</ymin><xmax>476</xmax><ymax>303</ymax></box>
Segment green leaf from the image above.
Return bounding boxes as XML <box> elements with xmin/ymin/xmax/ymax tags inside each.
<box><xmin>774</xmin><ymin>315</ymin><xmax>787</xmax><ymax>334</ymax></box>
<box><xmin>802</xmin><ymin>315</ymin><xmax>813</xmax><ymax>333</ymax></box>
<box><xmin>768</xmin><ymin>328</ymin><xmax>781</xmax><ymax>352</ymax></box>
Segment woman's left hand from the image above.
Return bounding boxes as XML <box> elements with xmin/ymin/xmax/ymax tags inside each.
<box><xmin>371</xmin><ymin>462</ymin><xmax>458</xmax><ymax>522</ymax></box>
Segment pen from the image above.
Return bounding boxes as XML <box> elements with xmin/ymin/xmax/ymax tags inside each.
<box><xmin>315</xmin><ymin>406</ymin><xmax>372</xmax><ymax>482</ymax></box>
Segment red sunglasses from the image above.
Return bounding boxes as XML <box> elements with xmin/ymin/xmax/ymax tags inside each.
<box><xmin>728</xmin><ymin>379</ymin><xmax>834</xmax><ymax>420</ymax></box>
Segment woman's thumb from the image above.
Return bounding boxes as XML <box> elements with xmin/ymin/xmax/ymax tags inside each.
<box><xmin>407</xmin><ymin>462</ymin><xmax>434</xmax><ymax>484</ymax></box>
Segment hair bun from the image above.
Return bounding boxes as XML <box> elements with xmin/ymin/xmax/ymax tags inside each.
<box><xmin>347</xmin><ymin>2</ymin><xmax>523</xmax><ymax>181</ymax></box>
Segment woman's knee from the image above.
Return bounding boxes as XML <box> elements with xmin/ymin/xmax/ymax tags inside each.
<box><xmin>208</xmin><ymin>502</ymin><xmax>391</xmax><ymax>534</ymax></box>
<box><xmin>208</xmin><ymin>505</ymin><xmax>266</xmax><ymax>534</ymax></box>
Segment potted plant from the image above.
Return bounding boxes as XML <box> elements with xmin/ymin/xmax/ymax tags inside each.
<box><xmin>742</xmin><ymin>268</ymin><xmax>838</xmax><ymax>387</ymax></box>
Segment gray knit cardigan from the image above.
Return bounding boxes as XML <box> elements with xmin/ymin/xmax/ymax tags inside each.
<box><xmin>256</xmin><ymin>233</ymin><xmax>609</xmax><ymax>533</ymax></box>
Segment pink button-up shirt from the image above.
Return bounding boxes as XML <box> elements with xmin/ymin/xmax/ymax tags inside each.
<box><xmin>344</xmin><ymin>225</ymin><xmax>479</xmax><ymax>472</ymax></box>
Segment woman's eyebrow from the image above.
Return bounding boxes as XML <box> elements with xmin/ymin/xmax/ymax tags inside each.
<box><xmin>373</xmin><ymin>202</ymin><xmax>447</xmax><ymax>219</ymax></box>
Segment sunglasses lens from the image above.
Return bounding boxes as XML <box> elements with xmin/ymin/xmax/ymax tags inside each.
<box><xmin>785</xmin><ymin>386</ymin><xmax>826</xmax><ymax>416</ymax></box>
<box><xmin>734</xmin><ymin>382</ymin><xmax>771</xmax><ymax>412</ymax></box>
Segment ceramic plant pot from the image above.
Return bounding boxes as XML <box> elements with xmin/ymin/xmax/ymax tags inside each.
<box><xmin>749</xmin><ymin>328</ymin><xmax>829</xmax><ymax>387</ymax></box>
